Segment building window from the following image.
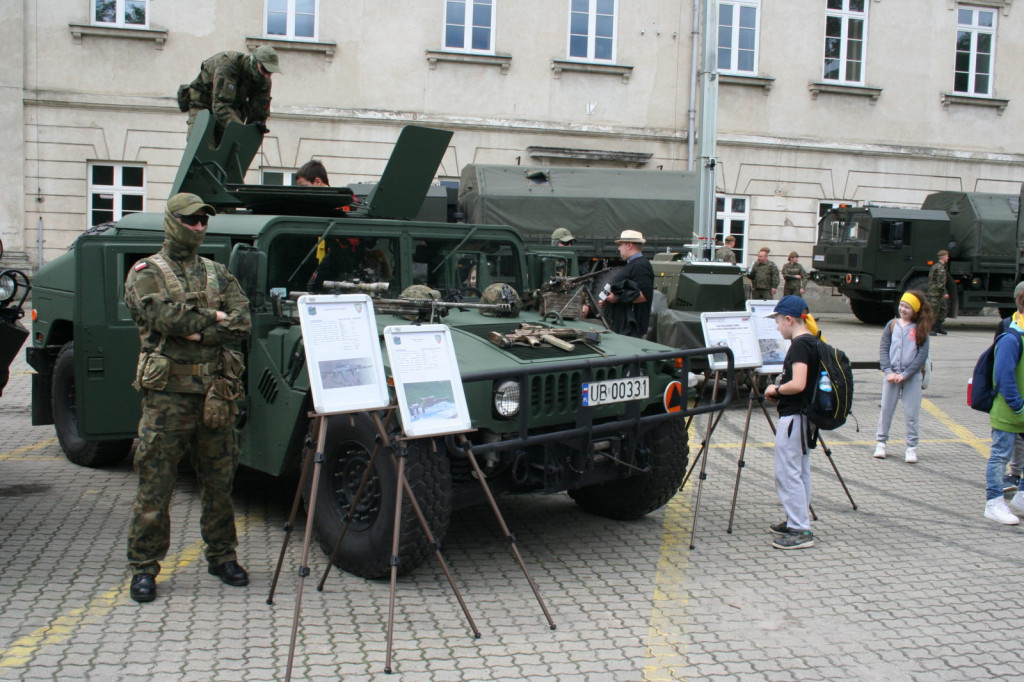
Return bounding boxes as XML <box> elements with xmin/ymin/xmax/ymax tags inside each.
<box><xmin>444</xmin><ymin>0</ymin><xmax>495</xmax><ymax>53</ymax></box>
<box><xmin>92</xmin><ymin>0</ymin><xmax>148</xmax><ymax>28</ymax></box>
<box><xmin>261</xmin><ymin>169</ymin><xmax>298</xmax><ymax>186</ymax></box>
<box><xmin>716</xmin><ymin>195</ymin><xmax>748</xmax><ymax>265</ymax></box>
<box><xmin>823</xmin><ymin>0</ymin><xmax>866</xmax><ymax>85</ymax></box>
<box><xmin>88</xmin><ymin>163</ymin><xmax>145</xmax><ymax>227</ymax></box>
<box><xmin>568</xmin><ymin>0</ymin><xmax>617</xmax><ymax>62</ymax></box>
<box><xmin>266</xmin><ymin>0</ymin><xmax>318</xmax><ymax>41</ymax></box>
<box><xmin>954</xmin><ymin>6</ymin><xmax>996</xmax><ymax>96</ymax></box>
<box><xmin>718</xmin><ymin>1</ymin><xmax>759</xmax><ymax>74</ymax></box>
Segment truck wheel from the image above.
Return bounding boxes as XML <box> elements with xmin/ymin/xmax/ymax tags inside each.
<box><xmin>309</xmin><ymin>413</ymin><xmax>451</xmax><ymax>579</ymax></box>
<box><xmin>849</xmin><ymin>299</ymin><xmax>893</xmax><ymax>326</ymax></box>
<box><xmin>568</xmin><ymin>415</ymin><xmax>689</xmax><ymax>520</ymax></box>
<box><xmin>52</xmin><ymin>342</ymin><xmax>133</xmax><ymax>468</ymax></box>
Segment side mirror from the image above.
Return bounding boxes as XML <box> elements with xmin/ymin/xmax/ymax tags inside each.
<box><xmin>228</xmin><ymin>244</ymin><xmax>267</xmax><ymax>309</ymax></box>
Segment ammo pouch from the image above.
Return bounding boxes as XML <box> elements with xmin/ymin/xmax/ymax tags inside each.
<box><xmin>134</xmin><ymin>351</ymin><xmax>171</xmax><ymax>391</ymax></box>
<box><xmin>176</xmin><ymin>84</ymin><xmax>191</xmax><ymax>113</ymax></box>
<box><xmin>203</xmin><ymin>376</ymin><xmax>241</xmax><ymax>429</ymax></box>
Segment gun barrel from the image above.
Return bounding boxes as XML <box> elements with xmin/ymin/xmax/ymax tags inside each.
<box><xmin>322</xmin><ymin>281</ymin><xmax>391</xmax><ymax>293</ymax></box>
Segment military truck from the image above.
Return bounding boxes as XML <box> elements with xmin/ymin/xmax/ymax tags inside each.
<box><xmin>457</xmin><ymin>164</ymin><xmax>746</xmax><ymax>351</ymax></box>
<box><xmin>25</xmin><ymin>113</ymin><xmax>727</xmax><ymax>579</ymax></box>
<box><xmin>811</xmin><ymin>192</ymin><xmax>1024</xmax><ymax>324</ymax></box>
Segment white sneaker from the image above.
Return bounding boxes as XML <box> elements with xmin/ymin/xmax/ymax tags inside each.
<box><xmin>904</xmin><ymin>447</ymin><xmax>917</xmax><ymax>463</ymax></box>
<box><xmin>985</xmin><ymin>498</ymin><xmax>1021</xmax><ymax>525</ymax></box>
<box><xmin>873</xmin><ymin>442</ymin><xmax>886</xmax><ymax>459</ymax></box>
<box><xmin>1009</xmin><ymin>491</ymin><xmax>1024</xmax><ymax>516</ymax></box>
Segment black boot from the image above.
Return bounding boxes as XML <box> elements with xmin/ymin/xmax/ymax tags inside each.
<box><xmin>937</xmin><ymin>323</ymin><xmax>948</xmax><ymax>335</ymax></box>
<box><xmin>209</xmin><ymin>560</ymin><xmax>249</xmax><ymax>587</ymax></box>
<box><xmin>130</xmin><ymin>573</ymin><xmax>157</xmax><ymax>603</ymax></box>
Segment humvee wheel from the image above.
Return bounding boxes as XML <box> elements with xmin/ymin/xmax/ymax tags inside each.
<box><xmin>849</xmin><ymin>299</ymin><xmax>893</xmax><ymax>326</ymax></box>
<box><xmin>568</xmin><ymin>415</ymin><xmax>688</xmax><ymax>520</ymax></box>
<box><xmin>52</xmin><ymin>342</ymin><xmax>133</xmax><ymax>468</ymax></box>
<box><xmin>309</xmin><ymin>413</ymin><xmax>451</xmax><ymax>579</ymax></box>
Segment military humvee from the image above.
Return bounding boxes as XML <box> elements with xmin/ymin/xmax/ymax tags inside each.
<box><xmin>26</xmin><ymin>113</ymin><xmax>726</xmax><ymax>578</ymax></box>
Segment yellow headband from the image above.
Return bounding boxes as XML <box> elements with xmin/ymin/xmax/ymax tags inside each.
<box><xmin>900</xmin><ymin>292</ymin><xmax>921</xmax><ymax>312</ymax></box>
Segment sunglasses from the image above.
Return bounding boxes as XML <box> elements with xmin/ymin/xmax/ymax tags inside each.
<box><xmin>173</xmin><ymin>213</ymin><xmax>209</xmax><ymax>227</ymax></box>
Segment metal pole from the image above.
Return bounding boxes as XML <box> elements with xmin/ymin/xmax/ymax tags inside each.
<box><xmin>695</xmin><ymin>0</ymin><xmax>719</xmax><ymax>260</ymax></box>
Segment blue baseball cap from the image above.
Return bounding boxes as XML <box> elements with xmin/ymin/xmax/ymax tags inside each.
<box><xmin>765</xmin><ymin>295</ymin><xmax>809</xmax><ymax>318</ymax></box>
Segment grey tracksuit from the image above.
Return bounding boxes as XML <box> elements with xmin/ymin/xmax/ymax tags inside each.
<box><xmin>876</xmin><ymin>320</ymin><xmax>929</xmax><ymax>447</ymax></box>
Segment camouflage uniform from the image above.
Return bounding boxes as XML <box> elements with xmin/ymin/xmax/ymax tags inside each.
<box><xmin>928</xmin><ymin>259</ymin><xmax>952</xmax><ymax>328</ymax></box>
<box><xmin>124</xmin><ymin>195</ymin><xmax>251</xmax><ymax>576</ymax></box>
<box><xmin>187</xmin><ymin>51</ymin><xmax>272</xmax><ymax>139</ymax></box>
<box><xmin>748</xmin><ymin>259</ymin><xmax>781</xmax><ymax>299</ymax></box>
<box><xmin>715</xmin><ymin>246</ymin><xmax>737</xmax><ymax>265</ymax></box>
<box><xmin>781</xmin><ymin>262</ymin><xmax>808</xmax><ymax>296</ymax></box>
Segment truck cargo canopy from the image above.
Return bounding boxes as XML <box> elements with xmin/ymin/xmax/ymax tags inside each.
<box><xmin>922</xmin><ymin>192</ymin><xmax>1021</xmax><ymax>260</ymax></box>
<box><xmin>458</xmin><ymin>164</ymin><xmax>697</xmax><ymax>241</ymax></box>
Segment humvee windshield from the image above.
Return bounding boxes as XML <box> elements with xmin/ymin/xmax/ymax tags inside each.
<box><xmin>266</xmin><ymin>232</ymin><xmax>523</xmax><ymax>300</ymax></box>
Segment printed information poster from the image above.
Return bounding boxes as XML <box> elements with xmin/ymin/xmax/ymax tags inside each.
<box><xmin>384</xmin><ymin>324</ymin><xmax>472</xmax><ymax>438</ymax></box>
<box><xmin>297</xmin><ymin>294</ymin><xmax>390</xmax><ymax>414</ymax></box>
<box><xmin>700</xmin><ymin>311</ymin><xmax>763</xmax><ymax>371</ymax></box>
<box><xmin>746</xmin><ymin>300</ymin><xmax>791</xmax><ymax>374</ymax></box>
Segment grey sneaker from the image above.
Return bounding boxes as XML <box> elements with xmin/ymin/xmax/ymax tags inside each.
<box><xmin>769</xmin><ymin>521</ymin><xmax>790</xmax><ymax>534</ymax></box>
<box><xmin>772</xmin><ymin>530</ymin><xmax>814</xmax><ymax>550</ymax></box>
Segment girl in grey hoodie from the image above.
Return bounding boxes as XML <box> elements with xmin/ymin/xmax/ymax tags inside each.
<box><xmin>874</xmin><ymin>290</ymin><xmax>933</xmax><ymax>462</ymax></box>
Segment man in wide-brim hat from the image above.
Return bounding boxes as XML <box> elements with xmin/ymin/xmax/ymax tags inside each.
<box><xmin>598</xmin><ymin>230</ymin><xmax>654</xmax><ymax>338</ymax></box>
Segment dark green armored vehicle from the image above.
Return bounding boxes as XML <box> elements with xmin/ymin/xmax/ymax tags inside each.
<box><xmin>26</xmin><ymin>114</ymin><xmax>723</xmax><ymax>578</ymax></box>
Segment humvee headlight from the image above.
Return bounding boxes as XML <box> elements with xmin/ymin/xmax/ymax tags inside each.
<box><xmin>493</xmin><ymin>380</ymin><xmax>520</xmax><ymax>418</ymax></box>
<box><xmin>0</xmin><ymin>273</ymin><xmax>15</xmax><ymax>305</ymax></box>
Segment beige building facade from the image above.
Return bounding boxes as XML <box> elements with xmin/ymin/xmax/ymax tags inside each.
<box><xmin>2</xmin><ymin>0</ymin><xmax>1022</xmax><ymax>273</ymax></box>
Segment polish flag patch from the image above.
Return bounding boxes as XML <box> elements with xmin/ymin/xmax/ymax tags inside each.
<box><xmin>134</xmin><ymin>261</ymin><xmax>149</xmax><ymax>271</ymax></box>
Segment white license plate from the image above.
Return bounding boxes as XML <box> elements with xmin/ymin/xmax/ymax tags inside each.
<box><xmin>582</xmin><ymin>376</ymin><xmax>650</xmax><ymax>406</ymax></box>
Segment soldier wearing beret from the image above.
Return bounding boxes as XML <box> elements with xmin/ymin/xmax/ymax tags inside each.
<box><xmin>123</xmin><ymin>193</ymin><xmax>252</xmax><ymax>602</ymax></box>
<box><xmin>781</xmin><ymin>251</ymin><xmax>808</xmax><ymax>297</ymax></box>
<box><xmin>184</xmin><ymin>46</ymin><xmax>281</xmax><ymax>142</ymax></box>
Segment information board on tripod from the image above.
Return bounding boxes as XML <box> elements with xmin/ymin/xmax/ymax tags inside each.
<box><xmin>745</xmin><ymin>300</ymin><xmax>790</xmax><ymax>375</ymax></box>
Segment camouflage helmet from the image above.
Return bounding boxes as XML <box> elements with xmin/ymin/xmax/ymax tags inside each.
<box><xmin>397</xmin><ymin>284</ymin><xmax>441</xmax><ymax>320</ymax></box>
<box><xmin>479</xmin><ymin>283</ymin><xmax>521</xmax><ymax>317</ymax></box>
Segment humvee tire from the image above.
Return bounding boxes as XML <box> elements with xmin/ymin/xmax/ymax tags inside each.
<box><xmin>849</xmin><ymin>299</ymin><xmax>892</xmax><ymax>326</ymax></box>
<box><xmin>568</xmin><ymin>415</ymin><xmax>688</xmax><ymax>520</ymax></box>
<box><xmin>309</xmin><ymin>413</ymin><xmax>451</xmax><ymax>579</ymax></box>
<box><xmin>52</xmin><ymin>342</ymin><xmax>133</xmax><ymax>468</ymax></box>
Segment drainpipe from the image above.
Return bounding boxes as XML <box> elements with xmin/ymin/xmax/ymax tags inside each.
<box><xmin>687</xmin><ymin>0</ymin><xmax>700</xmax><ymax>172</ymax></box>
<box><xmin>37</xmin><ymin>217</ymin><xmax>44</xmax><ymax>267</ymax></box>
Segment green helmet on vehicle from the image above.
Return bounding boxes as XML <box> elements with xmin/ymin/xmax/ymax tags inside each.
<box><xmin>479</xmin><ymin>283</ymin><xmax>521</xmax><ymax>317</ymax></box>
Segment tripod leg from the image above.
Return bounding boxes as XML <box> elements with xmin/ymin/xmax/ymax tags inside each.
<box><xmin>383</xmin><ymin>448</ymin><xmax>408</xmax><ymax>675</ymax></box>
<box><xmin>817</xmin><ymin>434</ymin><xmax>858</xmax><ymax>510</ymax></box>
<box><xmin>317</xmin><ymin>410</ymin><xmax>396</xmax><ymax>591</ymax></box>
<box><xmin>459</xmin><ymin>435</ymin><xmax>555</xmax><ymax>630</ymax></box>
<box><xmin>284</xmin><ymin>417</ymin><xmax>329</xmax><ymax>682</ymax></box>
<box><xmin>688</xmin><ymin>376</ymin><xmax>720</xmax><ymax>550</ymax></box>
<box><xmin>727</xmin><ymin>381</ymin><xmax>758</xmax><ymax>533</ymax></box>
<box><xmin>268</xmin><ymin>416</ymin><xmax>319</xmax><ymax>605</ymax></box>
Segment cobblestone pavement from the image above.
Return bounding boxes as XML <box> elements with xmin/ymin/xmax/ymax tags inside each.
<box><xmin>0</xmin><ymin>313</ymin><xmax>1012</xmax><ymax>680</ymax></box>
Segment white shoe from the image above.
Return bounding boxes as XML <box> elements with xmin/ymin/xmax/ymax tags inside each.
<box><xmin>985</xmin><ymin>498</ymin><xmax>1021</xmax><ymax>525</ymax></box>
<box><xmin>1009</xmin><ymin>491</ymin><xmax>1024</xmax><ymax>516</ymax></box>
<box><xmin>873</xmin><ymin>442</ymin><xmax>886</xmax><ymax>459</ymax></box>
<box><xmin>904</xmin><ymin>447</ymin><xmax>917</xmax><ymax>463</ymax></box>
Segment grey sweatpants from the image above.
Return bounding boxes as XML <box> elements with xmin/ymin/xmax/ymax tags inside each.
<box><xmin>775</xmin><ymin>414</ymin><xmax>812</xmax><ymax>532</ymax></box>
<box><xmin>875</xmin><ymin>373</ymin><xmax>922</xmax><ymax>448</ymax></box>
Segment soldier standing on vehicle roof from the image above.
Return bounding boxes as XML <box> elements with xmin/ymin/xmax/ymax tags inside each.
<box><xmin>598</xmin><ymin>230</ymin><xmax>654</xmax><ymax>338</ymax></box>
<box><xmin>747</xmin><ymin>247</ymin><xmax>780</xmax><ymax>299</ymax></box>
<box><xmin>715</xmin><ymin>235</ymin><xmax>738</xmax><ymax>265</ymax></box>
<box><xmin>928</xmin><ymin>249</ymin><xmax>952</xmax><ymax>335</ymax></box>
<box><xmin>123</xmin><ymin>193</ymin><xmax>252</xmax><ymax>603</ymax></box>
<box><xmin>184</xmin><ymin>46</ymin><xmax>281</xmax><ymax>143</ymax></box>
<box><xmin>782</xmin><ymin>251</ymin><xmax>808</xmax><ymax>297</ymax></box>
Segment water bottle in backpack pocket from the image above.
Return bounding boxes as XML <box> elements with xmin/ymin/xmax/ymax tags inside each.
<box><xmin>817</xmin><ymin>370</ymin><xmax>834</xmax><ymax>412</ymax></box>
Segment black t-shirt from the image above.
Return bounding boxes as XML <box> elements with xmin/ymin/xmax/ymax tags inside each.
<box><xmin>778</xmin><ymin>333</ymin><xmax>819</xmax><ymax>416</ymax></box>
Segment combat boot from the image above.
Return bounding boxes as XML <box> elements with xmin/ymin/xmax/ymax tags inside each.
<box><xmin>130</xmin><ymin>573</ymin><xmax>157</xmax><ymax>603</ymax></box>
<box><xmin>209</xmin><ymin>560</ymin><xmax>249</xmax><ymax>587</ymax></box>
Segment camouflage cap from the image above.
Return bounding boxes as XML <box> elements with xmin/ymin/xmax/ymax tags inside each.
<box><xmin>253</xmin><ymin>46</ymin><xmax>281</xmax><ymax>73</ymax></box>
<box><xmin>166</xmin><ymin>192</ymin><xmax>216</xmax><ymax>217</ymax></box>
<box><xmin>551</xmin><ymin>227</ymin><xmax>575</xmax><ymax>243</ymax></box>
<box><xmin>479</xmin><ymin>283</ymin><xmax>521</xmax><ymax>317</ymax></box>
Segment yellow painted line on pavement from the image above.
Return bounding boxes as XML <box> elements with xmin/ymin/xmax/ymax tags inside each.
<box><xmin>0</xmin><ymin>438</ymin><xmax>59</xmax><ymax>462</ymax></box>
<box><xmin>921</xmin><ymin>397</ymin><xmax>989</xmax><ymax>457</ymax></box>
<box><xmin>0</xmin><ymin>515</ymin><xmax>255</xmax><ymax>668</ymax></box>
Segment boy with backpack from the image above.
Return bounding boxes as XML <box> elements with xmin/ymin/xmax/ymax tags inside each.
<box><xmin>763</xmin><ymin>296</ymin><xmax>819</xmax><ymax>549</ymax></box>
<box><xmin>983</xmin><ymin>286</ymin><xmax>1024</xmax><ymax>524</ymax></box>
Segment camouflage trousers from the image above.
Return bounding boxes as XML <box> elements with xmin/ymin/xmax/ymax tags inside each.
<box><xmin>127</xmin><ymin>390</ymin><xmax>240</xmax><ymax>576</ymax></box>
<box><xmin>751</xmin><ymin>288</ymin><xmax>774</xmax><ymax>300</ymax></box>
<box><xmin>929</xmin><ymin>295</ymin><xmax>948</xmax><ymax>325</ymax></box>
<box><xmin>784</xmin><ymin>283</ymin><xmax>804</xmax><ymax>297</ymax></box>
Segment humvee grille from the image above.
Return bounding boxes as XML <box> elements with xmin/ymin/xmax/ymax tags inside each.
<box><xmin>529</xmin><ymin>367</ymin><xmax>620</xmax><ymax>417</ymax></box>
<box><xmin>258</xmin><ymin>368</ymin><xmax>280</xmax><ymax>404</ymax></box>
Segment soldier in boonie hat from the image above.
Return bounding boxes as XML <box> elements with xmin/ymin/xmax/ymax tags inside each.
<box><xmin>551</xmin><ymin>227</ymin><xmax>576</xmax><ymax>246</ymax></box>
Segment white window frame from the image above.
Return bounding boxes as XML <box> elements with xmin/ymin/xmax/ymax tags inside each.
<box><xmin>716</xmin><ymin>194</ymin><xmax>749</xmax><ymax>266</ymax></box>
<box><xmin>822</xmin><ymin>0</ymin><xmax>867</xmax><ymax>85</ymax></box>
<box><xmin>567</xmin><ymin>0</ymin><xmax>618</xmax><ymax>63</ymax></box>
<box><xmin>954</xmin><ymin>5</ymin><xmax>997</xmax><ymax>97</ymax></box>
<box><xmin>718</xmin><ymin>1</ymin><xmax>760</xmax><ymax>75</ymax></box>
<box><xmin>260</xmin><ymin>168</ymin><xmax>299</xmax><ymax>186</ymax></box>
<box><xmin>264</xmin><ymin>0</ymin><xmax>319</xmax><ymax>42</ymax></box>
<box><xmin>443</xmin><ymin>0</ymin><xmax>496</xmax><ymax>54</ymax></box>
<box><xmin>88</xmin><ymin>162</ymin><xmax>146</xmax><ymax>227</ymax></box>
<box><xmin>91</xmin><ymin>0</ymin><xmax>149</xmax><ymax>29</ymax></box>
